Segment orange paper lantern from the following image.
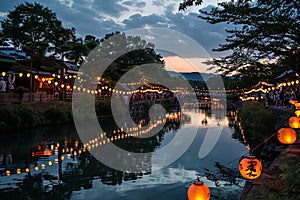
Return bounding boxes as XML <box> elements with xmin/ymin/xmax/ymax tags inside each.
<box><xmin>289</xmin><ymin>99</ymin><xmax>297</xmax><ymax>105</ymax></box>
<box><xmin>295</xmin><ymin>102</ymin><xmax>300</xmax><ymax>109</ymax></box>
<box><xmin>239</xmin><ymin>156</ymin><xmax>262</xmax><ymax>180</ymax></box>
<box><xmin>289</xmin><ymin>116</ymin><xmax>300</xmax><ymax>129</ymax></box>
<box><xmin>187</xmin><ymin>178</ymin><xmax>210</xmax><ymax>200</ymax></box>
<box><xmin>277</xmin><ymin>128</ymin><xmax>297</xmax><ymax>144</ymax></box>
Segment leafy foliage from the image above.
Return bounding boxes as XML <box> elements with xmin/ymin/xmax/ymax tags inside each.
<box><xmin>258</xmin><ymin>153</ymin><xmax>300</xmax><ymax>200</ymax></box>
<box><xmin>179</xmin><ymin>0</ymin><xmax>300</xmax><ymax>82</ymax></box>
<box><xmin>0</xmin><ymin>2</ymin><xmax>75</xmax><ymax>70</ymax></box>
<box><xmin>238</xmin><ymin>102</ymin><xmax>277</xmax><ymax>154</ymax></box>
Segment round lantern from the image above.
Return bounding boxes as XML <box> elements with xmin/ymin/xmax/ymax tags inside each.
<box><xmin>187</xmin><ymin>178</ymin><xmax>210</xmax><ymax>200</ymax></box>
<box><xmin>289</xmin><ymin>116</ymin><xmax>300</xmax><ymax>129</ymax></box>
<box><xmin>239</xmin><ymin>156</ymin><xmax>262</xmax><ymax>180</ymax></box>
<box><xmin>277</xmin><ymin>128</ymin><xmax>297</xmax><ymax>145</ymax></box>
<box><xmin>295</xmin><ymin>102</ymin><xmax>300</xmax><ymax>109</ymax></box>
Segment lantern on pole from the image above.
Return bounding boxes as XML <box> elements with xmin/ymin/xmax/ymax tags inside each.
<box><xmin>289</xmin><ymin>116</ymin><xmax>300</xmax><ymax>129</ymax></box>
<box><xmin>187</xmin><ymin>177</ymin><xmax>210</xmax><ymax>200</ymax></box>
<box><xmin>239</xmin><ymin>156</ymin><xmax>262</xmax><ymax>180</ymax></box>
<box><xmin>277</xmin><ymin>128</ymin><xmax>297</xmax><ymax>145</ymax></box>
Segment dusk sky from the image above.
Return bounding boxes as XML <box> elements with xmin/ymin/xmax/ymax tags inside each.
<box><xmin>0</xmin><ymin>0</ymin><xmax>232</xmax><ymax>73</ymax></box>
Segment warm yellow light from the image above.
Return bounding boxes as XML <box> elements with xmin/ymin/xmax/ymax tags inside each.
<box><xmin>296</xmin><ymin>80</ymin><xmax>300</xmax><ymax>84</ymax></box>
<box><xmin>73</xmin><ymin>75</ymin><xmax>76</xmax><ymax>78</ymax></box>
<box><xmin>239</xmin><ymin>156</ymin><xmax>262</xmax><ymax>180</ymax></box>
<box><xmin>66</xmin><ymin>85</ymin><xmax>71</xmax><ymax>89</ymax></box>
<box><xmin>42</xmin><ymin>78</ymin><xmax>45</xmax><ymax>82</ymax></box>
<box><xmin>19</xmin><ymin>73</ymin><xmax>23</xmax><ymax>77</ymax></box>
<box><xmin>2</xmin><ymin>72</ymin><xmax>6</xmax><ymax>77</ymax></box>
<box><xmin>41</xmin><ymin>164</ymin><xmax>45</xmax><ymax>170</ymax></box>
<box><xmin>55</xmin><ymin>82</ymin><xmax>58</xmax><ymax>86</ymax></box>
<box><xmin>55</xmin><ymin>158</ymin><xmax>59</xmax><ymax>163</ymax></box>
<box><xmin>34</xmin><ymin>166</ymin><xmax>39</xmax><ymax>171</ymax></box>
<box><xmin>61</xmin><ymin>84</ymin><xmax>64</xmax><ymax>88</ymax></box>
<box><xmin>65</xmin><ymin>76</ymin><xmax>68</xmax><ymax>79</ymax></box>
<box><xmin>48</xmin><ymin>80</ymin><xmax>51</xmax><ymax>84</ymax></box>
<box><xmin>57</xmin><ymin>75</ymin><xmax>61</xmax><ymax>79</ymax></box>
<box><xmin>17</xmin><ymin>168</ymin><xmax>21</xmax><ymax>174</ymax></box>
<box><xmin>25</xmin><ymin>168</ymin><xmax>30</xmax><ymax>173</ymax></box>
<box><xmin>73</xmin><ymin>85</ymin><xmax>77</xmax><ymax>89</ymax></box>
<box><xmin>278</xmin><ymin>128</ymin><xmax>297</xmax><ymax>144</ymax></box>
<box><xmin>295</xmin><ymin>110</ymin><xmax>300</xmax><ymax>117</ymax></box>
<box><xmin>187</xmin><ymin>178</ymin><xmax>210</xmax><ymax>200</ymax></box>
<box><xmin>61</xmin><ymin>155</ymin><xmax>64</xmax><ymax>160</ymax></box>
<box><xmin>67</xmin><ymin>154</ymin><xmax>71</xmax><ymax>158</ymax></box>
<box><xmin>34</xmin><ymin>75</ymin><xmax>38</xmax><ymax>79</ymax></box>
<box><xmin>27</xmin><ymin>73</ymin><xmax>30</xmax><ymax>77</ymax></box>
<box><xmin>52</xmin><ymin>74</ymin><xmax>56</xmax><ymax>77</ymax></box>
<box><xmin>48</xmin><ymin>161</ymin><xmax>53</xmax><ymax>166</ymax></box>
<box><xmin>6</xmin><ymin>170</ymin><xmax>10</xmax><ymax>176</ymax></box>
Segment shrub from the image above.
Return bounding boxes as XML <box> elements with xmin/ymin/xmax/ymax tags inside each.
<box><xmin>0</xmin><ymin>103</ymin><xmax>40</xmax><ymax>129</ymax></box>
<box><xmin>43</xmin><ymin>102</ymin><xmax>72</xmax><ymax>124</ymax></box>
<box><xmin>239</xmin><ymin>102</ymin><xmax>277</xmax><ymax>154</ymax></box>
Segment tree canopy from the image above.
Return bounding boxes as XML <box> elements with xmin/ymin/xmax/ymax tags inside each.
<box><xmin>179</xmin><ymin>0</ymin><xmax>300</xmax><ymax>85</ymax></box>
<box><xmin>87</xmin><ymin>31</ymin><xmax>164</xmax><ymax>82</ymax></box>
<box><xmin>0</xmin><ymin>2</ymin><xmax>75</xmax><ymax>70</ymax></box>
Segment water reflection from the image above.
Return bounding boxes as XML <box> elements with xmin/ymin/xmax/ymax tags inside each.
<box><xmin>0</xmin><ymin>109</ymin><xmax>248</xmax><ymax>199</ymax></box>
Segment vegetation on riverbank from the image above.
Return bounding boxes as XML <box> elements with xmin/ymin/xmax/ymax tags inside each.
<box><xmin>0</xmin><ymin>102</ymin><xmax>73</xmax><ymax>129</ymax></box>
<box><xmin>235</xmin><ymin>102</ymin><xmax>300</xmax><ymax>199</ymax></box>
<box><xmin>237</xmin><ymin>102</ymin><xmax>278</xmax><ymax>155</ymax></box>
<box><xmin>0</xmin><ymin>98</ymin><xmax>179</xmax><ymax>130</ymax></box>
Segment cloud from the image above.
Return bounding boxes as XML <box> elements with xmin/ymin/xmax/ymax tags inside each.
<box><xmin>0</xmin><ymin>0</ymin><xmax>231</xmax><ymax>59</ymax></box>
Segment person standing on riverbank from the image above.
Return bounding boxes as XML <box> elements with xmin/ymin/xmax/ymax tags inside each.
<box><xmin>0</xmin><ymin>77</ymin><xmax>6</xmax><ymax>93</ymax></box>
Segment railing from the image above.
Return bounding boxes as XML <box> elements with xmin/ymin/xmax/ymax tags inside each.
<box><xmin>0</xmin><ymin>93</ymin><xmax>52</xmax><ymax>103</ymax></box>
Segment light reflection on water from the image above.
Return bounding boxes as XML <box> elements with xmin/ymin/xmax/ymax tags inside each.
<box><xmin>0</xmin><ymin>110</ymin><xmax>248</xmax><ymax>200</ymax></box>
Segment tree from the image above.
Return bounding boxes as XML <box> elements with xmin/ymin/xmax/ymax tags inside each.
<box><xmin>179</xmin><ymin>0</ymin><xmax>300</xmax><ymax>80</ymax></box>
<box><xmin>88</xmin><ymin>32</ymin><xmax>164</xmax><ymax>82</ymax></box>
<box><xmin>0</xmin><ymin>2</ymin><xmax>75</xmax><ymax>91</ymax></box>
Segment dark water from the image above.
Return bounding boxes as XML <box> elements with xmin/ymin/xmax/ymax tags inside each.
<box><xmin>0</xmin><ymin>110</ymin><xmax>248</xmax><ymax>200</ymax></box>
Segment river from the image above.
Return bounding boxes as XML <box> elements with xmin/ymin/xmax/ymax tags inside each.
<box><xmin>0</xmin><ymin>109</ymin><xmax>248</xmax><ymax>200</ymax></box>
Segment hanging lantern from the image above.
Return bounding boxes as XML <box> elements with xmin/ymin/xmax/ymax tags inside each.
<box><xmin>48</xmin><ymin>161</ymin><xmax>53</xmax><ymax>166</ymax></box>
<box><xmin>6</xmin><ymin>170</ymin><xmax>11</xmax><ymax>176</ymax></box>
<box><xmin>17</xmin><ymin>168</ymin><xmax>21</xmax><ymax>174</ymax></box>
<box><xmin>295</xmin><ymin>103</ymin><xmax>300</xmax><ymax>109</ymax></box>
<box><xmin>19</xmin><ymin>73</ymin><xmax>23</xmax><ymax>77</ymax></box>
<box><xmin>289</xmin><ymin>116</ymin><xmax>300</xmax><ymax>129</ymax></box>
<box><xmin>289</xmin><ymin>99</ymin><xmax>298</xmax><ymax>105</ymax></box>
<box><xmin>277</xmin><ymin>128</ymin><xmax>297</xmax><ymax>145</ymax></box>
<box><xmin>34</xmin><ymin>166</ymin><xmax>39</xmax><ymax>171</ymax></box>
<box><xmin>187</xmin><ymin>178</ymin><xmax>210</xmax><ymax>200</ymax></box>
<box><xmin>41</xmin><ymin>164</ymin><xmax>46</xmax><ymax>170</ymax></box>
<box><xmin>239</xmin><ymin>156</ymin><xmax>262</xmax><ymax>180</ymax></box>
<box><xmin>25</xmin><ymin>168</ymin><xmax>30</xmax><ymax>173</ymax></box>
<box><xmin>295</xmin><ymin>110</ymin><xmax>300</xmax><ymax>117</ymax></box>
<box><xmin>26</xmin><ymin>73</ymin><xmax>30</xmax><ymax>78</ymax></box>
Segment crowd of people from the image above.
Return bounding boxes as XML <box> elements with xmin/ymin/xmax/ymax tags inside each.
<box><xmin>265</xmin><ymin>88</ymin><xmax>299</xmax><ymax>108</ymax></box>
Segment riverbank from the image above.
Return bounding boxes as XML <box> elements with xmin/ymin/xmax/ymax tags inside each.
<box><xmin>0</xmin><ymin>98</ymin><xmax>179</xmax><ymax>130</ymax></box>
<box><xmin>239</xmin><ymin>104</ymin><xmax>300</xmax><ymax>199</ymax></box>
<box><xmin>0</xmin><ymin>101</ymin><xmax>74</xmax><ymax>130</ymax></box>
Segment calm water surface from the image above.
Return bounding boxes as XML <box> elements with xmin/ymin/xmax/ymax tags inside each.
<box><xmin>0</xmin><ymin>110</ymin><xmax>248</xmax><ymax>200</ymax></box>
